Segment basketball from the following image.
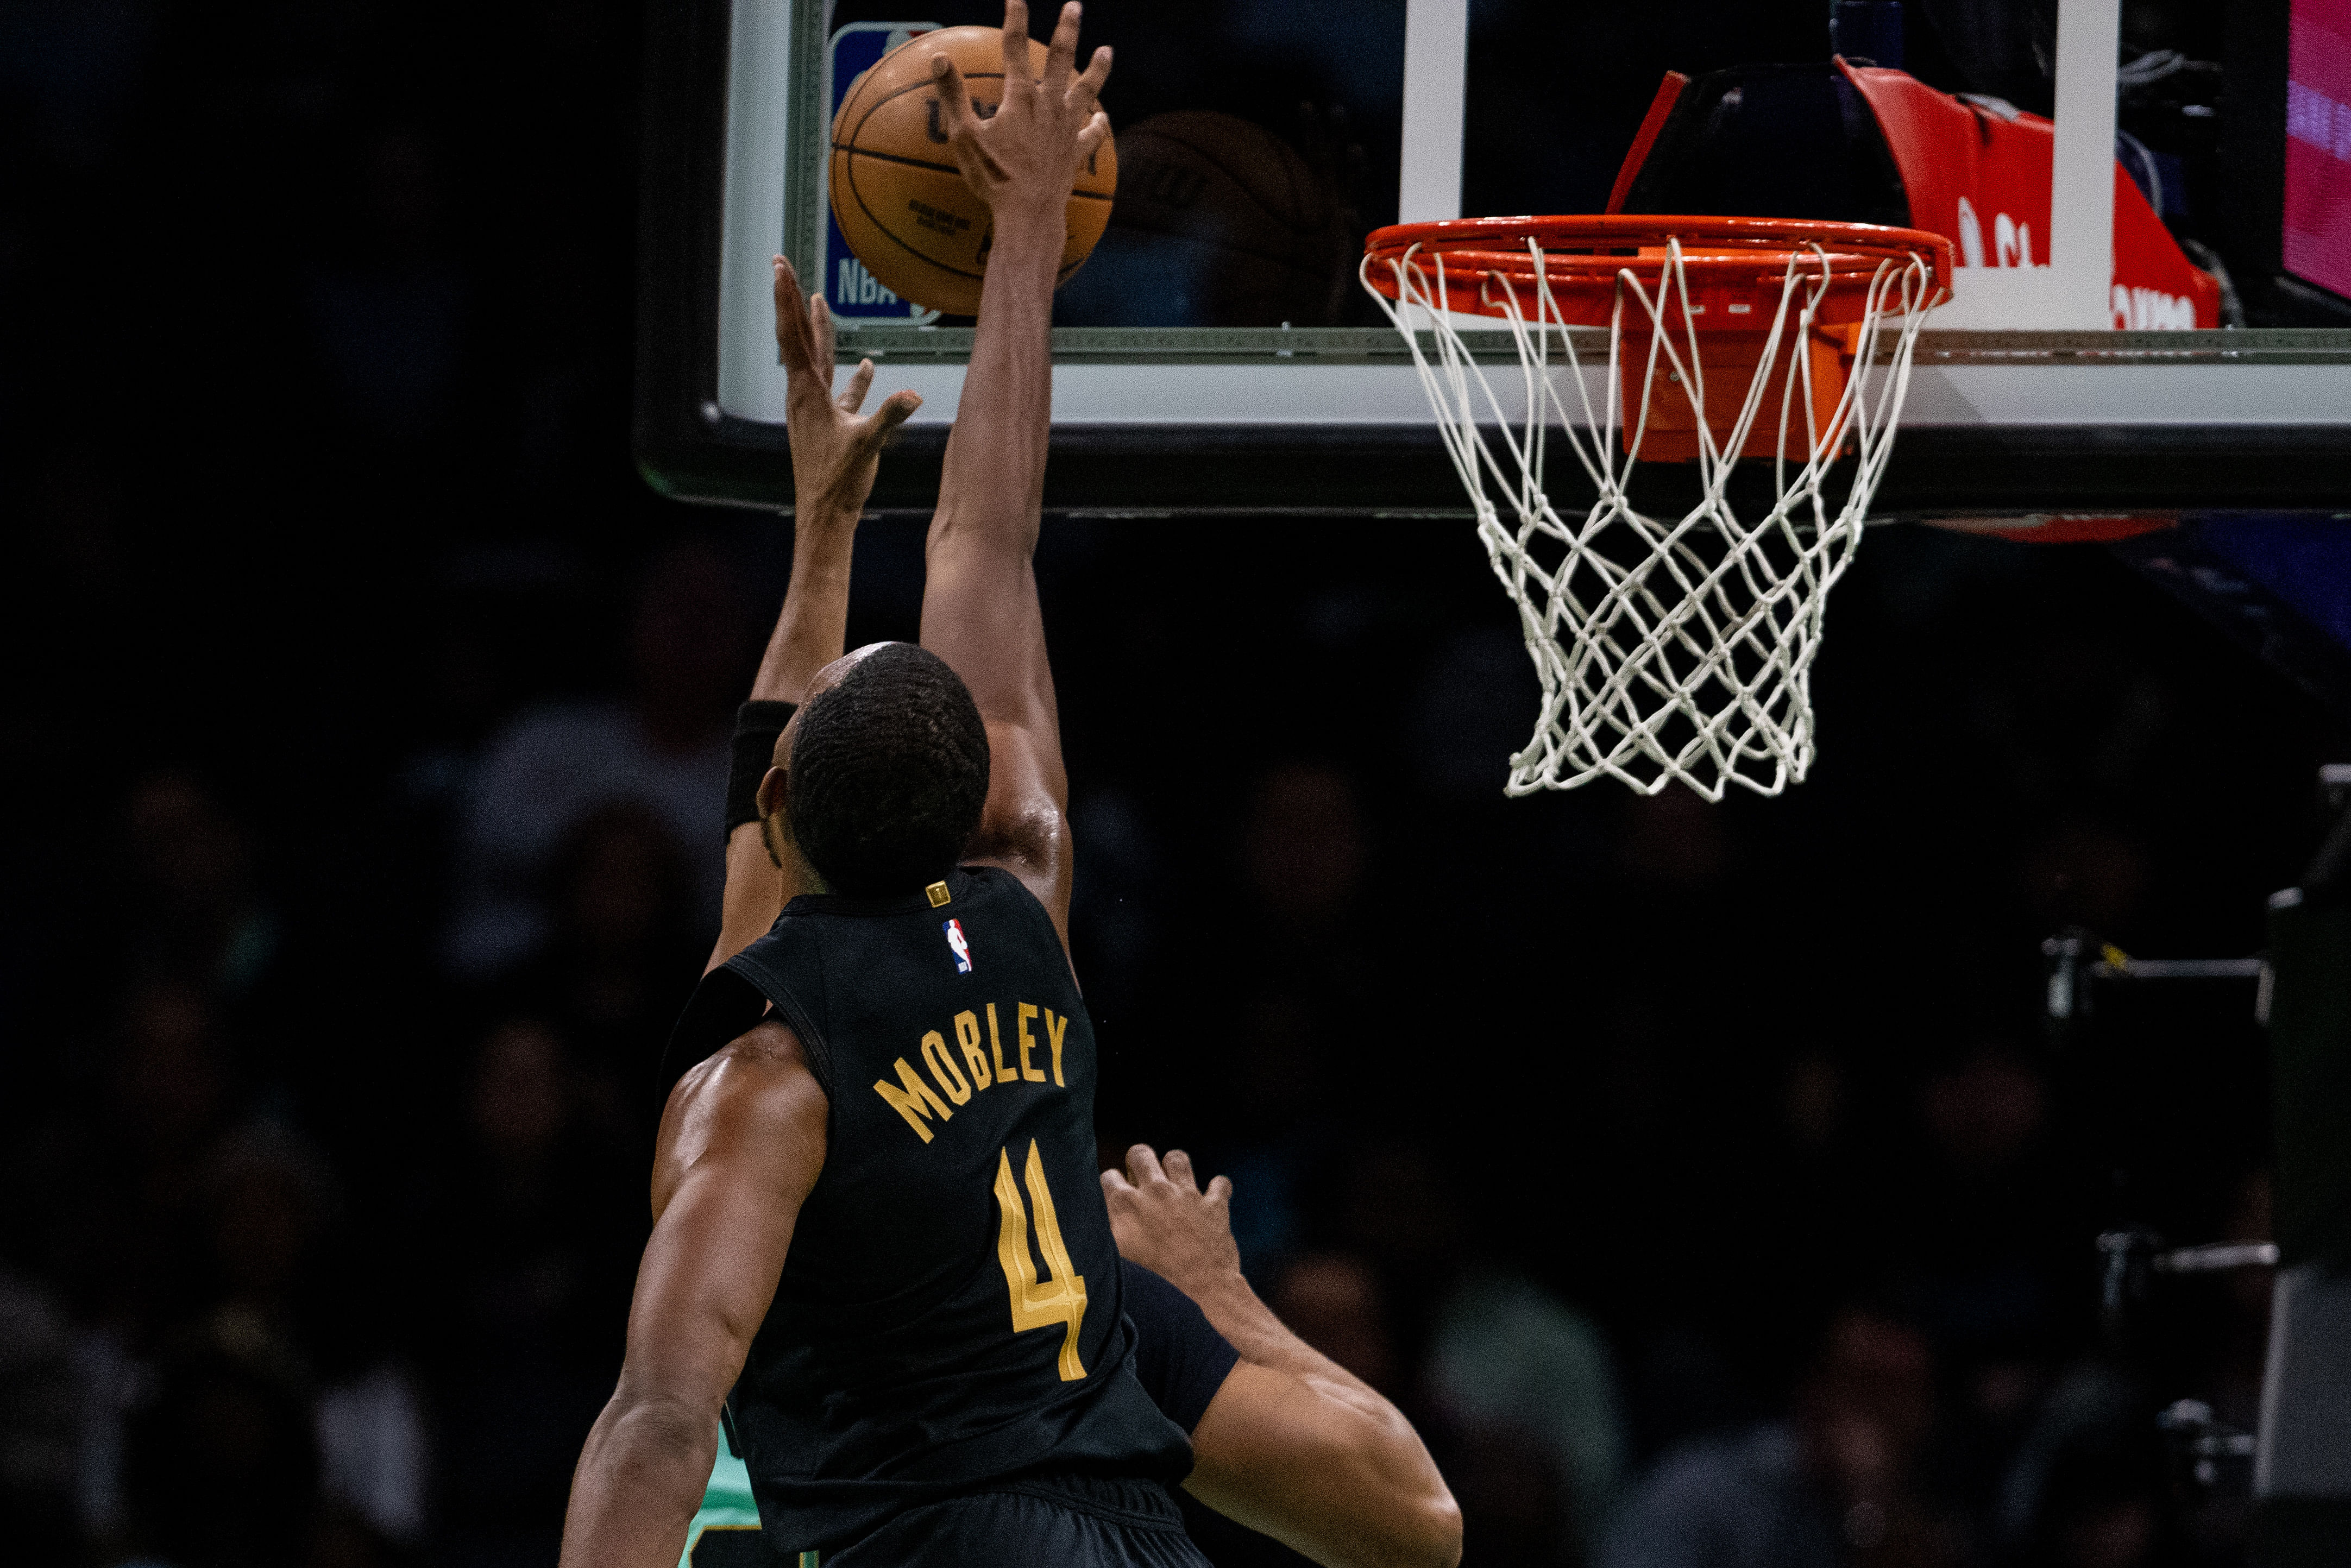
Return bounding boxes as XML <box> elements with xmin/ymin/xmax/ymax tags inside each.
<box><xmin>829</xmin><ymin>25</ymin><xmax>1117</xmax><ymax>316</ymax></box>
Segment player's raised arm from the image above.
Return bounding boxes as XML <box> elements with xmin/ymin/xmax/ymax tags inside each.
<box><xmin>558</xmin><ymin>1023</ymin><xmax>828</xmax><ymax>1568</ymax></box>
<box><xmin>709</xmin><ymin>257</ymin><xmax>921</xmax><ymax>973</ymax></box>
<box><xmin>919</xmin><ymin>0</ymin><xmax>1110</xmax><ymax>945</ymax></box>
<box><xmin>1105</xmin><ymin>1147</ymin><xmax>1463</xmax><ymax>1568</ymax></box>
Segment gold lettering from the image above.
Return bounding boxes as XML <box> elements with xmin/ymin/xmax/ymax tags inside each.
<box><xmin>1045</xmin><ymin>1008</ymin><xmax>1069</xmax><ymax>1086</ymax></box>
<box><xmin>922</xmin><ymin>1029</ymin><xmax>971</xmax><ymax>1104</ymax></box>
<box><xmin>991</xmin><ymin>1140</ymin><xmax>1089</xmax><ymax>1380</ymax></box>
<box><xmin>956</xmin><ymin>1011</ymin><xmax>991</xmax><ymax>1092</ymax></box>
<box><xmin>874</xmin><ymin>1057</ymin><xmax>952</xmax><ymax>1142</ymax></box>
<box><xmin>1017</xmin><ymin>1003</ymin><xmax>1046</xmax><ymax>1082</ymax></box>
<box><xmin>988</xmin><ymin>1003</ymin><xmax>1015</xmax><ymax>1084</ymax></box>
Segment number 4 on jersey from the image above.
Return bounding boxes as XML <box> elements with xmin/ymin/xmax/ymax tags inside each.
<box><xmin>992</xmin><ymin>1141</ymin><xmax>1089</xmax><ymax>1381</ymax></box>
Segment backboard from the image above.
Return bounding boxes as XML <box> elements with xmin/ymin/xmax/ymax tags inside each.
<box><xmin>635</xmin><ymin>0</ymin><xmax>2351</xmax><ymax>516</ymax></box>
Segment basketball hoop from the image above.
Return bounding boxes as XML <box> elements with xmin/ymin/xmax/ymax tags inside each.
<box><xmin>1361</xmin><ymin>215</ymin><xmax>1953</xmax><ymax>800</ymax></box>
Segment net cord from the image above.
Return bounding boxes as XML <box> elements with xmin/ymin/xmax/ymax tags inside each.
<box><xmin>1360</xmin><ymin>236</ymin><xmax>1938</xmax><ymax>798</ymax></box>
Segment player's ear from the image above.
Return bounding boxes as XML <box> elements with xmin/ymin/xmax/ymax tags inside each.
<box><xmin>755</xmin><ymin>766</ymin><xmax>793</xmax><ymax>870</ymax></box>
<box><xmin>757</xmin><ymin>765</ymin><xmax>789</xmax><ymax>823</ymax></box>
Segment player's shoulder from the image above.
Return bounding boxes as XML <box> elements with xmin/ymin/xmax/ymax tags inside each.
<box><xmin>661</xmin><ymin>959</ymin><xmax>787</xmax><ymax>1100</ymax></box>
<box><xmin>653</xmin><ymin>1017</ymin><xmax>828</xmax><ymax>1215</ymax></box>
<box><xmin>661</xmin><ymin>1018</ymin><xmax>825</xmax><ymax>1146</ymax></box>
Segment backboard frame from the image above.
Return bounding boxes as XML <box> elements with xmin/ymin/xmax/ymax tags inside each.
<box><xmin>635</xmin><ymin>0</ymin><xmax>2351</xmax><ymax>516</ymax></box>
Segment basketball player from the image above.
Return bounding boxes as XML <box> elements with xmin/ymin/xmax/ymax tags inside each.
<box><xmin>558</xmin><ymin>6</ymin><xmax>1456</xmax><ymax>1566</ymax></box>
<box><xmin>661</xmin><ymin>263</ymin><xmax>1457</xmax><ymax>1567</ymax></box>
<box><xmin>664</xmin><ymin>259</ymin><xmax>1459</xmax><ymax>1568</ymax></box>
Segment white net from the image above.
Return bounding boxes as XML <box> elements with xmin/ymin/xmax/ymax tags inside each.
<box><xmin>1363</xmin><ymin>235</ymin><xmax>1940</xmax><ymax>801</ymax></box>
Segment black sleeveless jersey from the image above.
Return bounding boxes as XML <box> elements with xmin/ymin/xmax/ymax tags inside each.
<box><xmin>661</xmin><ymin>865</ymin><xmax>1192</xmax><ymax>1556</ymax></box>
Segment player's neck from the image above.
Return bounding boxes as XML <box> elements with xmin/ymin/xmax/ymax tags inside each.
<box><xmin>769</xmin><ymin>817</ymin><xmax>832</xmax><ymax>897</ymax></box>
<box><xmin>789</xmin><ymin>852</ymin><xmax>833</xmax><ymax>898</ymax></box>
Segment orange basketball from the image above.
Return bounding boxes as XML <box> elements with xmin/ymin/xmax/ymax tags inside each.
<box><xmin>829</xmin><ymin>26</ymin><xmax>1116</xmax><ymax>316</ymax></box>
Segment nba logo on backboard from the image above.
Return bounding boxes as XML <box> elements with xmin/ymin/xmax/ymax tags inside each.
<box><xmin>826</xmin><ymin>22</ymin><xmax>944</xmax><ymax>324</ymax></box>
<box><xmin>943</xmin><ymin>918</ymin><xmax>972</xmax><ymax>974</ymax></box>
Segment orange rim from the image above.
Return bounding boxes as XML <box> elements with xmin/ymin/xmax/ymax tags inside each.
<box><xmin>1363</xmin><ymin>215</ymin><xmax>1955</xmax><ymax>326</ymax></box>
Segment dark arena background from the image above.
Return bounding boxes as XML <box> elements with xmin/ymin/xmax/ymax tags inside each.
<box><xmin>4</xmin><ymin>3</ymin><xmax>2349</xmax><ymax>1568</ymax></box>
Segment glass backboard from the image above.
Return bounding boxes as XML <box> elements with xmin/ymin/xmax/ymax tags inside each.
<box><xmin>636</xmin><ymin>0</ymin><xmax>2351</xmax><ymax>514</ymax></box>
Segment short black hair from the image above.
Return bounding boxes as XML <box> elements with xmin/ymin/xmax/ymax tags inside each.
<box><xmin>788</xmin><ymin>644</ymin><xmax>990</xmax><ymax>896</ymax></box>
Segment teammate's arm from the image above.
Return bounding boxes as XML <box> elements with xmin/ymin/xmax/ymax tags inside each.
<box><xmin>1104</xmin><ymin>1147</ymin><xmax>1463</xmax><ymax>1568</ymax></box>
<box><xmin>918</xmin><ymin>0</ymin><xmax>1110</xmax><ymax>946</ymax></box>
<box><xmin>558</xmin><ymin>1024</ymin><xmax>828</xmax><ymax>1568</ymax></box>
<box><xmin>709</xmin><ymin>258</ymin><xmax>921</xmax><ymax>973</ymax></box>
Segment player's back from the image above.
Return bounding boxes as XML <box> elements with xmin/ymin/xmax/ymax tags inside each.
<box><xmin>675</xmin><ymin>865</ymin><xmax>1193</xmax><ymax>1561</ymax></box>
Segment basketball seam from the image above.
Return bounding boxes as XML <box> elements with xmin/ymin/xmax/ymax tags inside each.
<box><xmin>831</xmin><ymin>142</ymin><xmax>1111</xmax><ymax>200</ymax></box>
<box><xmin>837</xmin><ymin>152</ymin><xmax>1093</xmax><ymax>289</ymax></box>
<box><xmin>846</xmin><ymin>69</ymin><xmax>1008</xmax><ymax>154</ymax></box>
<box><xmin>840</xmin><ymin>148</ymin><xmax>986</xmax><ymax>284</ymax></box>
<box><xmin>832</xmin><ymin>143</ymin><xmax>961</xmax><ymax>178</ymax></box>
<box><xmin>834</xmin><ymin>149</ymin><xmax>1104</xmax><ymax>292</ymax></box>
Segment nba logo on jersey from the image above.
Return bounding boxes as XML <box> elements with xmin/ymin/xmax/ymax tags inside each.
<box><xmin>943</xmin><ymin>918</ymin><xmax>972</xmax><ymax>974</ymax></box>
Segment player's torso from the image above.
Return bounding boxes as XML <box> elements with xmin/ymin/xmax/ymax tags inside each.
<box><xmin>721</xmin><ymin>866</ymin><xmax>1187</xmax><ymax>1549</ymax></box>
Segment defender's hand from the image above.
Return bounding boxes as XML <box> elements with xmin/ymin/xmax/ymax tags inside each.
<box><xmin>1103</xmin><ymin>1145</ymin><xmax>1242</xmax><ymax>1295</ymax></box>
<box><xmin>774</xmin><ymin>255</ymin><xmax>921</xmax><ymax>518</ymax></box>
<box><xmin>929</xmin><ymin>1</ymin><xmax>1111</xmax><ymax>231</ymax></box>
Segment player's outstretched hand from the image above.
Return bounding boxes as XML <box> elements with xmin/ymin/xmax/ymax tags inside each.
<box><xmin>774</xmin><ymin>254</ymin><xmax>921</xmax><ymax>518</ymax></box>
<box><xmin>930</xmin><ymin>0</ymin><xmax>1110</xmax><ymax>229</ymax></box>
<box><xmin>1102</xmin><ymin>1145</ymin><xmax>1241</xmax><ymax>1294</ymax></box>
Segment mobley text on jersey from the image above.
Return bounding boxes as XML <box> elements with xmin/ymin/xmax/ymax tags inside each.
<box><xmin>874</xmin><ymin>999</ymin><xmax>1074</xmax><ymax>1143</ymax></box>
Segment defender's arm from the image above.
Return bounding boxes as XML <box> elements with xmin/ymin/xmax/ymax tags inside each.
<box><xmin>918</xmin><ymin>1</ymin><xmax>1110</xmax><ymax>944</ymax></box>
<box><xmin>558</xmin><ymin>1024</ymin><xmax>828</xmax><ymax>1568</ymax></box>
<box><xmin>1104</xmin><ymin>1147</ymin><xmax>1462</xmax><ymax>1568</ymax></box>
<box><xmin>709</xmin><ymin>259</ymin><xmax>921</xmax><ymax>973</ymax></box>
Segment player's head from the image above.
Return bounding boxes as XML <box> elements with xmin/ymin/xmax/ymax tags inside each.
<box><xmin>768</xmin><ymin>642</ymin><xmax>990</xmax><ymax>895</ymax></box>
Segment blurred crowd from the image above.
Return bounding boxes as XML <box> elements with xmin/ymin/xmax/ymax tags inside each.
<box><xmin>2</xmin><ymin>4</ymin><xmax>2342</xmax><ymax>1568</ymax></box>
<box><xmin>0</xmin><ymin>507</ymin><xmax>2324</xmax><ymax>1568</ymax></box>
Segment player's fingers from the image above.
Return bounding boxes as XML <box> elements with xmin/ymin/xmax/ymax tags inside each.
<box><xmin>837</xmin><ymin>357</ymin><xmax>875</xmax><ymax>414</ymax></box>
<box><xmin>1100</xmin><ymin>1167</ymin><xmax>1135</xmax><ymax>1198</ymax></box>
<box><xmin>1071</xmin><ymin>43</ymin><xmax>1111</xmax><ymax>112</ymax></box>
<box><xmin>1041</xmin><ymin>1</ymin><xmax>1079</xmax><ymax>95</ymax></box>
<box><xmin>1074</xmin><ymin>111</ymin><xmax>1110</xmax><ymax>167</ymax></box>
<box><xmin>1205</xmin><ymin>1174</ymin><xmax>1233</xmax><ymax>1204</ymax></box>
<box><xmin>774</xmin><ymin>257</ymin><xmax>814</xmax><ymax>371</ymax></box>
<box><xmin>1123</xmin><ymin>1143</ymin><xmax>1167</xmax><ymax>1186</ymax></box>
<box><xmin>930</xmin><ymin>55</ymin><xmax>976</xmax><ymax>138</ymax></box>
<box><xmin>809</xmin><ymin>291</ymin><xmax>838</xmax><ymax>371</ymax></box>
<box><xmin>998</xmin><ymin>0</ymin><xmax>1032</xmax><ymax>92</ymax></box>
<box><xmin>1161</xmin><ymin>1148</ymin><xmax>1199</xmax><ymax>1193</ymax></box>
<box><xmin>860</xmin><ymin>387</ymin><xmax>922</xmax><ymax>439</ymax></box>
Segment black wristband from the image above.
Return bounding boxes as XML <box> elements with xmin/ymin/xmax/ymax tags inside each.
<box><xmin>726</xmin><ymin>700</ymin><xmax>796</xmax><ymax>836</ymax></box>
